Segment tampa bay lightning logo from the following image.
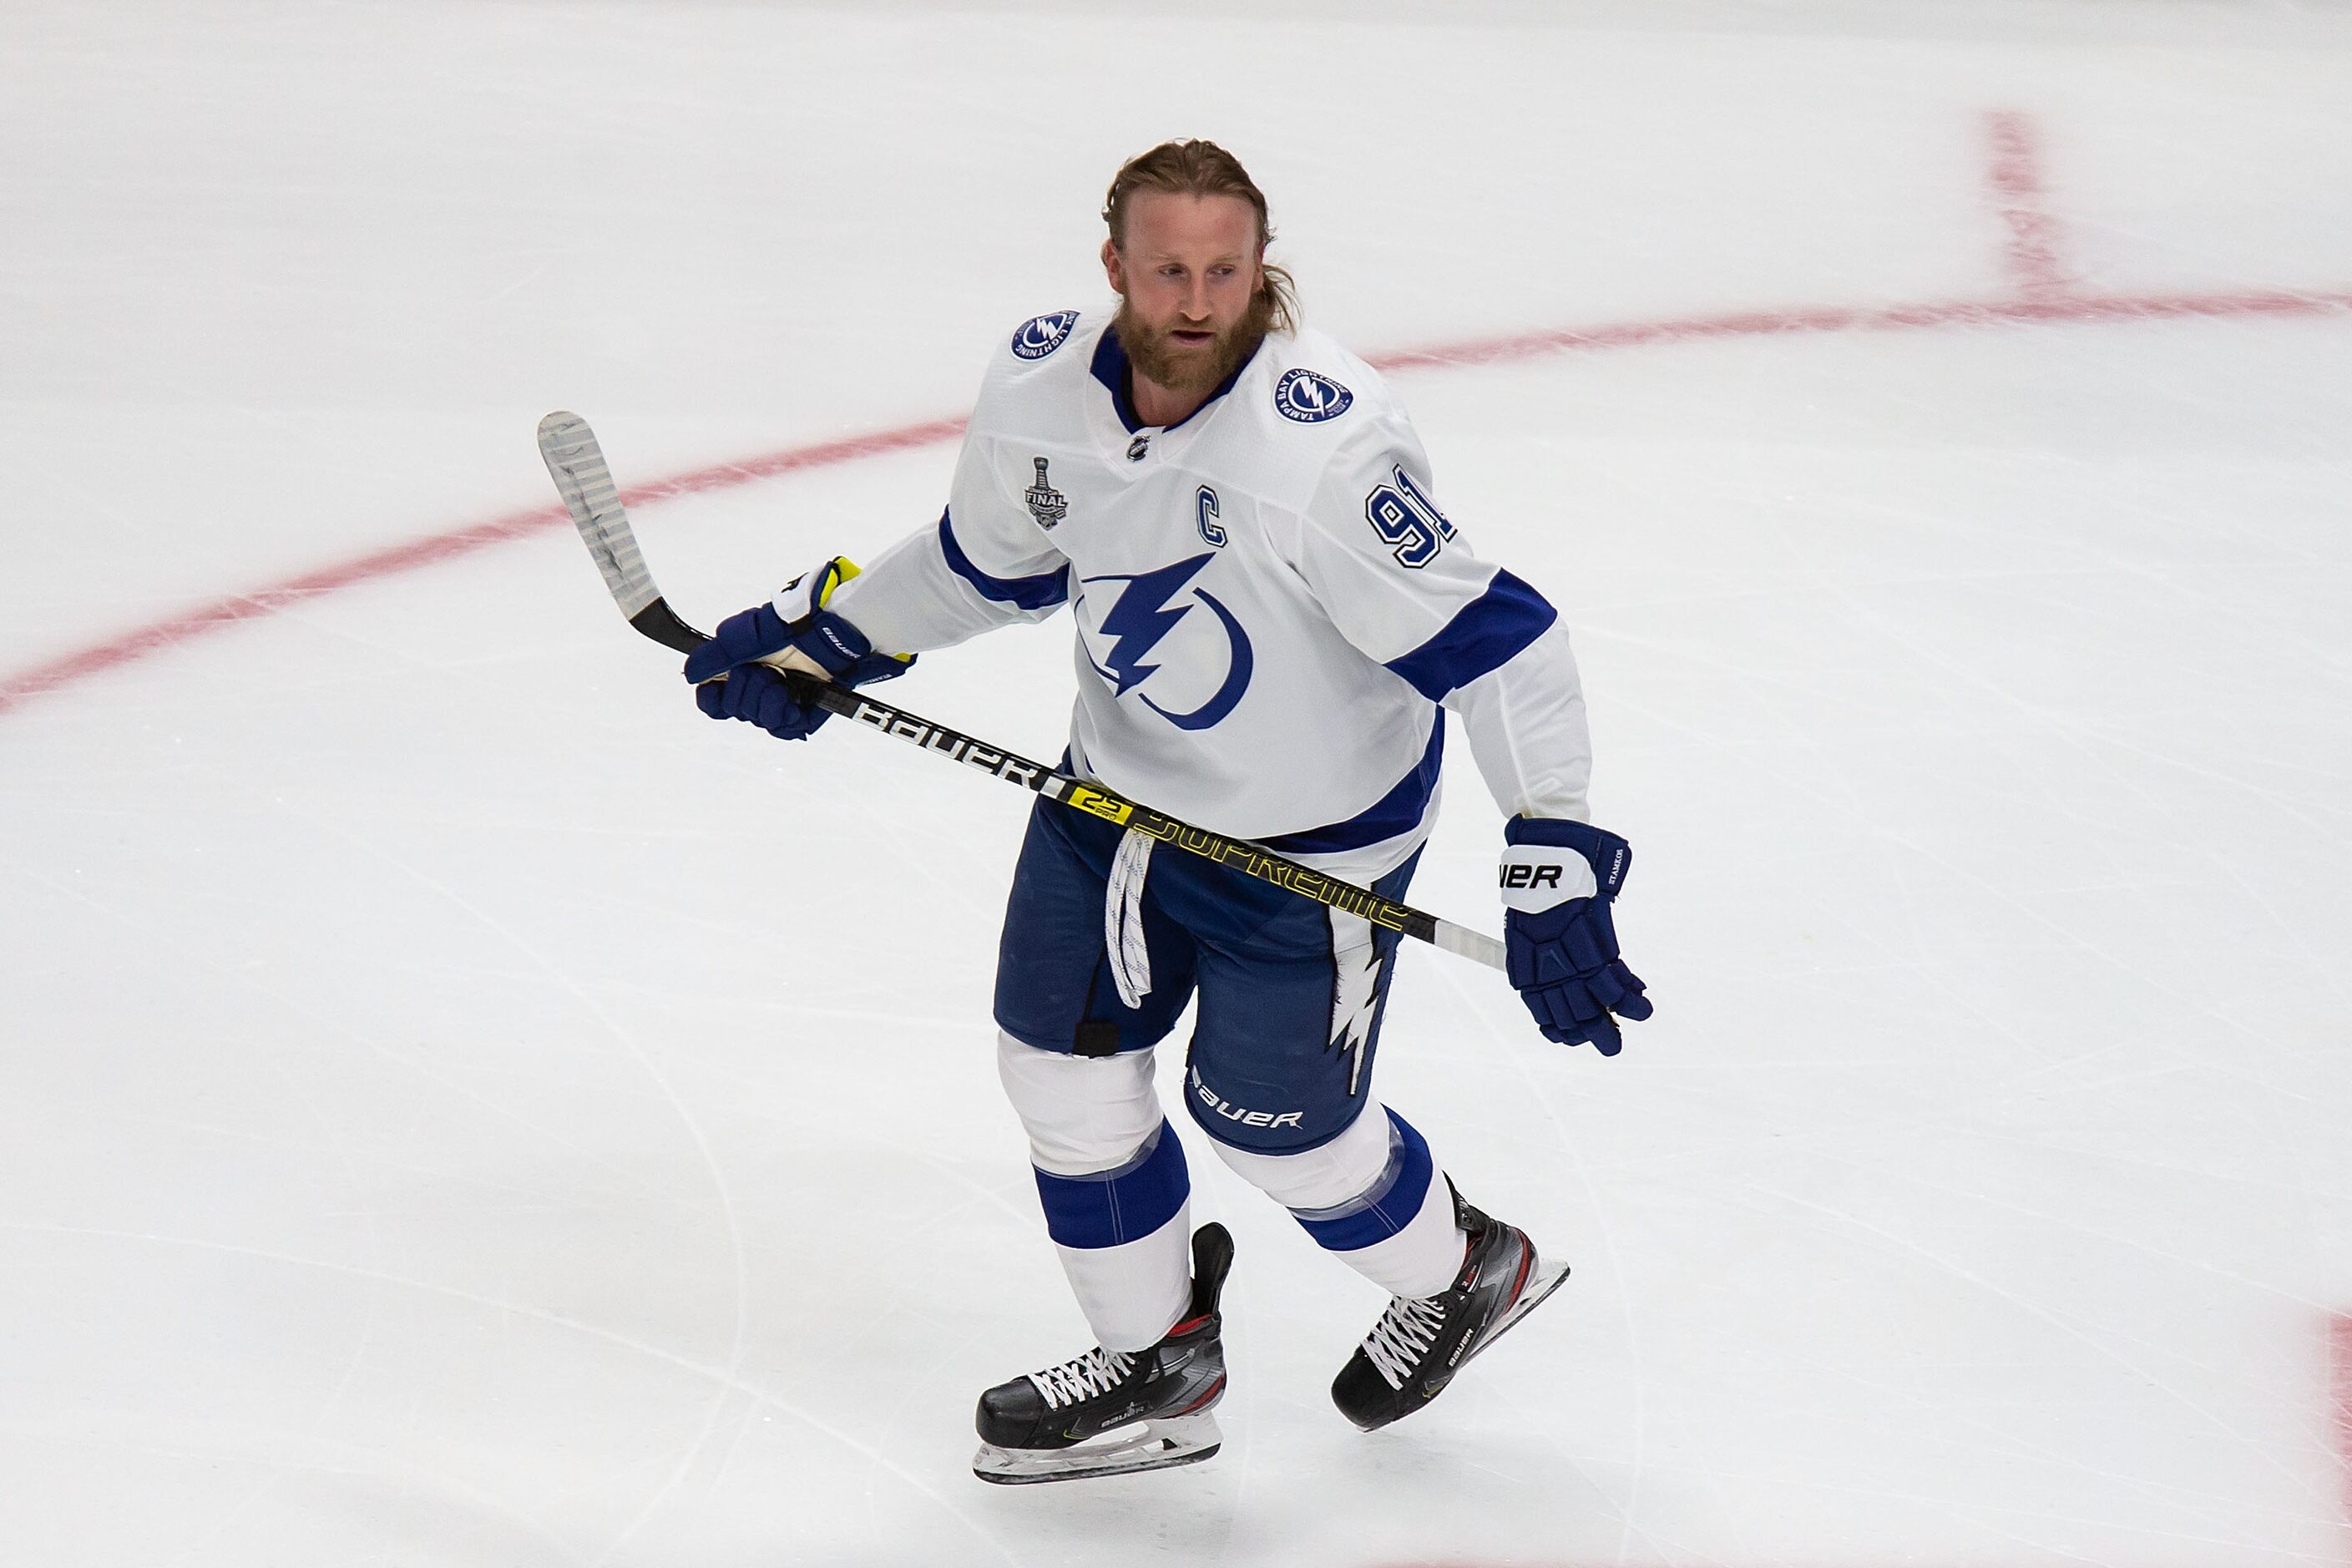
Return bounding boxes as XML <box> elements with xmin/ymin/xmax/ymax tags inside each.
<box><xmin>1083</xmin><ymin>554</ymin><xmax>1253</xmax><ymax>731</ymax></box>
<box><xmin>1274</xmin><ymin>367</ymin><xmax>1353</xmax><ymax>423</ymax></box>
<box><xmin>1010</xmin><ymin>310</ymin><xmax>1080</xmax><ymax>361</ymax></box>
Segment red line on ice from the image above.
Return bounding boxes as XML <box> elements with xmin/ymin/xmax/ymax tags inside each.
<box><xmin>2333</xmin><ymin>1313</ymin><xmax>2352</xmax><ymax>1546</ymax></box>
<box><xmin>4</xmin><ymin>290</ymin><xmax>2352</xmax><ymax>720</ymax></box>
<box><xmin>1985</xmin><ymin>109</ymin><xmax>2074</xmax><ymax>299</ymax></box>
<box><xmin>0</xmin><ymin>417</ymin><xmax>965</xmax><ymax>716</ymax></box>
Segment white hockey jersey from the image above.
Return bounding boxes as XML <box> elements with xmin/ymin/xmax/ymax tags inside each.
<box><xmin>826</xmin><ymin>309</ymin><xmax>1594</xmax><ymax>863</ymax></box>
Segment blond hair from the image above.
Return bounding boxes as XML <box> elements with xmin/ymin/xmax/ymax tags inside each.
<box><xmin>1102</xmin><ymin>139</ymin><xmax>1299</xmax><ymax>335</ymax></box>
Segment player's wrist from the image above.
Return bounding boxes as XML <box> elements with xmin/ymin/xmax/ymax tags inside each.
<box><xmin>1501</xmin><ymin>816</ymin><xmax>1630</xmax><ymax>903</ymax></box>
<box><xmin>768</xmin><ymin>557</ymin><xmax>907</xmax><ymax>685</ymax></box>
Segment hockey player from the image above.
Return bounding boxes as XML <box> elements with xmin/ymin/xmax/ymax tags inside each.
<box><xmin>683</xmin><ymin>139</ymin><xmax>1651</xmax><ymax>1483</ymax></box>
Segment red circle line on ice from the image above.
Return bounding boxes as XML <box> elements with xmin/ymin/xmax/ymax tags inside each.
<box><xmin>3</xmin><ymin>284</ymin><xmax>2349</xmax><ymax>721</ymax></box>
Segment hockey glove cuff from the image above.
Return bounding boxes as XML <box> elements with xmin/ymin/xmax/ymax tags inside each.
<box><xmin>685</xmin><ymin>557</ymin><xmax>913</xmax><ymax>741</ymax></box>
<box><xmin>1501</xmin><ymin>816</ymin><xmax>1653</xmax><ymax>1056</ymax></box>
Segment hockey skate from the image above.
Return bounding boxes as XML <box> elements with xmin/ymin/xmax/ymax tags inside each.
<box><xmin>972</xmin><ymin>1222</ymin><xmax>1235</xmax><ymax>1485</ymax></box>
<box><xmin>1330</xmin><ymin>1186</ymin><xmax>1569</xmax><ymax>1432</ymax></box>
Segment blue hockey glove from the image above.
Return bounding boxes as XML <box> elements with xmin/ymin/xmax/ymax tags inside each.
<box><xmin>683</xmin><ymin>557</ymin><xmax>911</xmax><ymax>741</ymax></box>
<box><xmin>1501</xmin><ymin>816</ymin><xmax>1653</xmax><ymax>1056</ymax></box>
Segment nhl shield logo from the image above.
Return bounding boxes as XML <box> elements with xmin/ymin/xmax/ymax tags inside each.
<box><xmin>1274</xmin><ymin>367</ymin><xmax>1354</xmax><ymax>423</ymax></box>
<box><xmin>1011</xmin><ymin>310</ymin><xmax>1080</xmax><ymax>361</ymax></box>
<box><xmin>1024</xmin><ymin>457</ymin><xmax>1069</xmax><ymax>529</ymax></box>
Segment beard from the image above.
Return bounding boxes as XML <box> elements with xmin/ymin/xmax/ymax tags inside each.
<box><xmin>1111</xmin><ymin>287</ymin><xmax>1274</xmax><ymax>402</ymax></box>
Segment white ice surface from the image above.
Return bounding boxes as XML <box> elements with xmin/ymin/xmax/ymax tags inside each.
<box><xmin>3</xmin><ymin>3</ymin><xmax>2350</xmax><ymax>1565</ymax></box>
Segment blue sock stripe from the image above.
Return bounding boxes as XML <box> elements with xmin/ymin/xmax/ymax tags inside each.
<box><xmin>1290</xmin><ymin>1110</ymin><xmax>1436</xmax><ymax>1253</ymax></box>
<box><xmin>1033</xmin><ymin>1120</ymin><xmax>1190</xmax><ymax>1250</ymax></box>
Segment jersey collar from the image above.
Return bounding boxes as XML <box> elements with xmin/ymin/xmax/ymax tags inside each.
<box><xmin>1090</xmin><ymin>323</ymin><xmax>1263</xmax><ymax>435</ymax></box>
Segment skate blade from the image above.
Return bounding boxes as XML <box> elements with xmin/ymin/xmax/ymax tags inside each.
<box><xmin>1464</xmin><ymin>1257</ymin><xmax>1571</xmax><ymax>1368</ymax></box>
<box><xmin>972</xmin><ymin>1412</ymin><xmax>1222</xmax><ymax>1485</ymax></box>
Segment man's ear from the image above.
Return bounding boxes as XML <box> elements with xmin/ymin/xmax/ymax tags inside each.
<box><xmin>1101</xmin><ymin>238</ymin><xmax>1125</xmax><ymax>294</ymax></box>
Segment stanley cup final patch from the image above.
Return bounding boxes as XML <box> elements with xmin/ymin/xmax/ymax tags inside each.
<box><xmin>1024</xmin><ymin>457</ymin><xmax>1069</xmax><ymax>529</ymax></box>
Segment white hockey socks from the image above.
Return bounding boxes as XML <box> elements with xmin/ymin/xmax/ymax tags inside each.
<box><xmin>1211</xmin><ymin>1103</ymin><xmax>1466</xmax><ymax>1300</ymax></box>
<box><xmin>998</xmin><ymin>1034</ymin><xmax>1193</xmax><ymax>1351</ymax></box>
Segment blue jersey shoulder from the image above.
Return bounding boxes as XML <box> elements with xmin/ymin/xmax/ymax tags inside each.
<box><xmin>1009</xmin><ymin>310</ymin><xmax>1082</xmax><ymax>361</ymax></box>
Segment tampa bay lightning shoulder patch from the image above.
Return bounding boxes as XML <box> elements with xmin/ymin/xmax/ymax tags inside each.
<box><xmin>1010</xmin><ymin>310</ymin><xmax>1081</xmax><ymax>361</ymax></box>
<box><xmin>1274</xmin><ymin>367</ymin><xmax>1354</xmax><ymax>423</ymax></box>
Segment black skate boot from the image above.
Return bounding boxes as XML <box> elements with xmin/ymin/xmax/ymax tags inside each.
<box><xmin>1330</xmin><ymin>1186</ymin><xmax>1569</xmax><ymax>1432</ymax></box>
<box><xmin>972</xmin><ymin>1222</ymin><xmax>1235</xmax><ymax>1485</ymax></box>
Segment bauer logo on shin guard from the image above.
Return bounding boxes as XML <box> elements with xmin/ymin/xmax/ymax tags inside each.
<box><xmin>1190</xmin><ymin>1066</ymin><xmax>1304</xmax><ymax>1130</ymax></box>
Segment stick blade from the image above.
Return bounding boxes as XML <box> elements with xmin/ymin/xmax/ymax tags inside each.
<box><xmin>539</xmin><ymin>411</ymin><xmax>660</xmax><ymax>621</ymax></box>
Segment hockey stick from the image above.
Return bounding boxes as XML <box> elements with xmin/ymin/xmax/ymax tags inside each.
<box><xmin>538</xmin><ymin>410</ymin><xmax>1507</xmax><ymax>971</ymax></box>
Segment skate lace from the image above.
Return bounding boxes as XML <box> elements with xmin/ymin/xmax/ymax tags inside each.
<box><xmin>1026</xmin><ymin>1347</ymin><xmax>1139</xmax><ymax>1409</ymax></box>
<box><xmin>1363</xmin><ymin>1293</ymin><xmax>1450</xmax><ymax>1390</ymax></box>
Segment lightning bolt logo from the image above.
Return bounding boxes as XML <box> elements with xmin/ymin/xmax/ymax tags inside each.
<box><xmin>1091</xmin><ymin>554</ymin><xmax>1210</xmax><ymax>695</ymax></box>
<box><xmin>1084</xmin><ymin>554</ymin><xmax>1255</xmax><ymax>731</ymax></box>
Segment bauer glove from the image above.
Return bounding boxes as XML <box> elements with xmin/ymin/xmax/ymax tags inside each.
<box><xmin>1500</xmin><ymin>816</ymin><xmax>1653</xmax><ymax>1056</ymax></box>
<box><xmin>683</xmin><ymin>557</ymin><xmax>912</xmax><ymax>741</ymax></box>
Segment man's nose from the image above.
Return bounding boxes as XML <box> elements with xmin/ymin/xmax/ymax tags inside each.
<box><xmin>1181</xmin><ymin>276</ymin><xmax>1211</xmax><ymax>319</ymax></box>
